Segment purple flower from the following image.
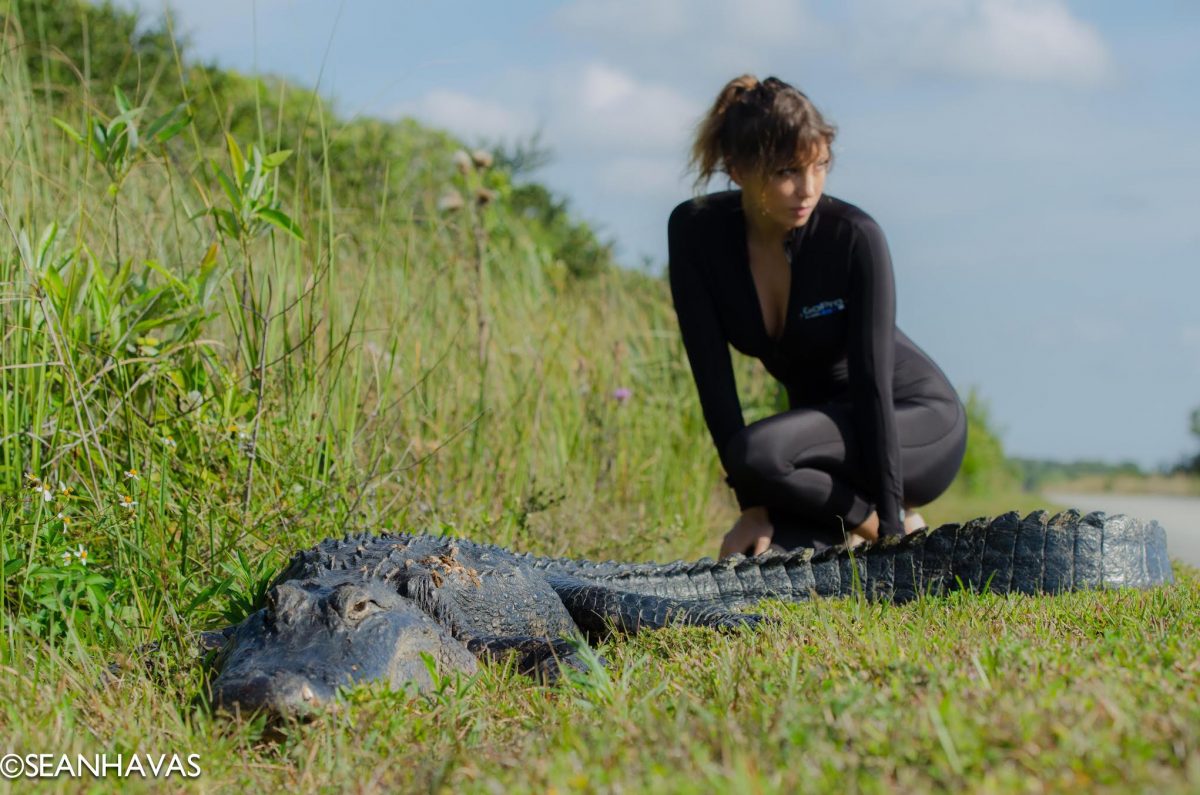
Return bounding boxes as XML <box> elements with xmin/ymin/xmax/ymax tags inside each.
<box><xmin>611</xmin><ymin>387</ymin><xmax>632</xmax><ymax>403</ymax></box>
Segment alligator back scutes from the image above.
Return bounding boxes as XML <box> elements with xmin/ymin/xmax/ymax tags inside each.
<box><xmin>270</xmin><ymin>510</ymin><xmax>1172</xmax><ymax>607</ymax></box>
<box><xmin>531</xmin><ymin>510</ymin><xmax>1173</xmax><ymax>605</ymax></box>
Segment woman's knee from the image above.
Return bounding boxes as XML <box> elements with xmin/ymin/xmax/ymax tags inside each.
<box><xmin>722</xmin><ymin>425</ymin><xmax>791</xmax><ymax>484</ymax></box>
<box><xmin>902</xmin><ymin>403</ymin><xmax>968</xmax><ymax>506</ymax></box>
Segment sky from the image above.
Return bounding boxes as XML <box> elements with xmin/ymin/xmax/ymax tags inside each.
<box><xmin>120</xmin><ymin>0</ymin><xmax>1200</xmax><ymax>470</ymax></box>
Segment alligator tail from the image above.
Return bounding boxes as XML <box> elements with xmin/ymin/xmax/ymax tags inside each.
<box><xmin>542</xmin><ymin>510</ymin><xmax>1172</xmax><ymax>609</ymax></box>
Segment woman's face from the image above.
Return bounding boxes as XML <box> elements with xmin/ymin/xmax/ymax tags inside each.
<box><xmin>732</xmin><ymin>141</ymin><xmax>830</xmax><ymax>231</ymax></box>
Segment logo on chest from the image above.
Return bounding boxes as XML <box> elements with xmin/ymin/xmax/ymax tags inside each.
<box><xmin>800</xmin><ymin>298</ymin><xmax>846</xmax><ymax>320</ymax></box>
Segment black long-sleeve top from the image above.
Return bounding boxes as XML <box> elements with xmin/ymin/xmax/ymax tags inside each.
<box><xmin>668</xmin><ymin>190</ymin><xmax>925</xmax><ymax>538</ymax></box>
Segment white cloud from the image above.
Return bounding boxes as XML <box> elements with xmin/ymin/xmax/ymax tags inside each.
<box><xmin>549</xmin><ymin>64</ymin><xmax>701</xmax><ymax>153</ymax></box>
<box><xmin>593</xmin><ymin>155</ymin><xmax>689</xmax><ymax>199</ymax></box>
<box><xmin>555</xmin><ymin>0</ymin><xmax>692</xmax><ymax>39</ymax></box>
<box><xmin>556</xmin><ymin>0</ymin><xmax>1112</xmax><ymax>88</ymax></box>
<box><xmin>394</xmin><ymin>90</ymin><xmax>535</xmax><ymax>142</ymax></box>
<box><xmin>555</xmin><ymin>0</ymin><xmax>822</xmax><ymax>44</ymax></box>
<box><xmin>844</xmin><ymin>0</ymin><xmax>1113</xmax><ymax>86</ymax></box>
<box><xmin>554</xmin><ymin>0</ymin><xmax>829</xmax><ymax>77</ymax></box>
<box><xmin>398</xmin><ymin>63</ymin><xmax>698</xmax><ymax>154</ymax></box>
<box><xmin>398</xmin><ymin>63</ymin><xmax>700</xmax><ymax>204</ymax></box>
<box><xmin>578</xmin><ymin>64</ymin><xmax>636</xmax><ymax>112</ymax></box>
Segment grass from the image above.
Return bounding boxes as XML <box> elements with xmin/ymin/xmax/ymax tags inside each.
<box><xmin>0</xmin><ymin>5</ymin><xmax>1196</xmax><ymax>792</ymax></box>
<box><xmin>2</xmin><ymin>567</ymin><xmax>1196</xmax><ymax>793</ymax></box>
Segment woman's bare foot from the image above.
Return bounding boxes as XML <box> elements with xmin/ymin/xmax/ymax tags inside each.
<box><xmin>903</xmin><ymin>511</ymin><xmax>927</xmax><ymax>534</ymax></box>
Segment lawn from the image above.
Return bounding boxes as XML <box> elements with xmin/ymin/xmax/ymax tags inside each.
<box><xmin>2</xmin><ymin>558</ymin><xmax>1196</xmax><ymax>793</ymax></box>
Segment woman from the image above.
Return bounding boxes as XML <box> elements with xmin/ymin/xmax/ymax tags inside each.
<box><xmin>668</xmin><ymin>75</ymin><xmax>967</xmax><ymax>558</ymax></box>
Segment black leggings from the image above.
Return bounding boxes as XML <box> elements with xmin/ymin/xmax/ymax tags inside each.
<box><xmin>723</xmin><ymin>393</ymin><xmax>967</xmax><ymax>549</ymax></box>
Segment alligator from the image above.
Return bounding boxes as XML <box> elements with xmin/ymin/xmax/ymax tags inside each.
<box><xmin>207</xmin><ymin>509</ymin><xmax>1172</xmax><ymax>717</ymax></box>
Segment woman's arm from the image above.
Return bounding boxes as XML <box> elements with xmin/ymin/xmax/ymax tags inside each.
<box><xmin>846</xmin><ymin>217</ymin><xmax>904</xmax><ymax>537</ymax></box>
<box><xmin>666</xmin><ymin>204</ymin><xmax>757</xmax><ymax>509</ymax></box>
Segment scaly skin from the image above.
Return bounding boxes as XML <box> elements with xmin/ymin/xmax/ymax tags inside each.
<box><xmin>542</xmin><ymin>509</ymin><xmax>1172</xmax><ymax>606</ymax></box>
<box><xmin>207</xmin><ymin>509</ymin><xmax>1172</xmax><ymax>717</ymax></box>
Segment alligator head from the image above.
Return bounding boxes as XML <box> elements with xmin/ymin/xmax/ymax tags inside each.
<box><xmin>209</xmin><ymin>572</ymin><xmax>477</xmax><ymax>717</ymax></box>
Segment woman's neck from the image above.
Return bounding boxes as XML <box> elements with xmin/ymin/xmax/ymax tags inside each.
<box><xmin>740</xmin><ymin>193</ymin><xmax>792</xmax><ymax>247</ymax></box>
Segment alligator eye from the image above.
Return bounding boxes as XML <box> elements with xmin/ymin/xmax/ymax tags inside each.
<box><xmin>345</xmin><ymin>597</ymin><xmax>381</xmax><ymax>621</ymax></box>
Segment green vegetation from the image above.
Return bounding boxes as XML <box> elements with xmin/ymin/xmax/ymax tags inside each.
<box><xmin>0</xmin><ymin>2</ymin><xmax>1195</xmax><ymax>791</ymax></box>
<box><xmin>1036</xmin><ymin>473</ymin><xmax>1200</xmax><ymax>498</ymax></box>
<box><xmin>1011</xmin><ymin>404</ymin><xmax>1200</xmax><ymax>492</ymax></box>
<box><xmin>1012</xmin><ymin>457</ymin><xmax>1147</xmax><ymax>493</ymax></box>
<box><xmin>1180</xmin><ymin>405</ymin><xmax>1200</xmax><ymax>475</ymax></box>
<box><xmin>7</xmin><ymin>574</ymin><xmax>1198</xmax><ymax>792</ymax></box>
<box><xmin>1012</xmin><ymin>454</ymin><xmax>1200</xmax><ymax>497</ymax></box>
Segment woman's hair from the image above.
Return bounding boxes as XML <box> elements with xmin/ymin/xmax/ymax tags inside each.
<box><xmin>690</xmin><ymin>74</ymin><xmax>836</xmax><ymax>193</ymax></box>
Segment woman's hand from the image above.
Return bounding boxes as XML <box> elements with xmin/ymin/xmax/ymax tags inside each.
<box><xmin>719</xmin><ymin>506</ymin><xmax>775</xmax><ymax>559</ymax></box>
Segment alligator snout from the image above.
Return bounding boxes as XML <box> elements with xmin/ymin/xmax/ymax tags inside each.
<box><xmin>213</xmin><ymin>670</ymin><xmax>335</xmax><ymax>717</ymax></box>
<box><xmin>210</xmin><ymin>574</ymin><xmax>478</xmax><ymax>718</ymax></box>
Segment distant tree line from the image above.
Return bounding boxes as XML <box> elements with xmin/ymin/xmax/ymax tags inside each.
<box><xmin>1010</xmin><ymin>458</ymin><xmax>1145</xmax><ymax>492</ymax></box>
<box><xmin>1181</xmin><ymin>405</ymin><xmax>1200</xmax><ymax>475</ymax></box>
<box><xmin>1013</xmin><ymin>403</ymin><xmax>1200</xmax><ymax>487</ymax></box>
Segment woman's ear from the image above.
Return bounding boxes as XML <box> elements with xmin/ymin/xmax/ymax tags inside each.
<box><xmin>727</xmin><ymin>165</ymin><xmax>744</xmax><ymax>188</ymax></box>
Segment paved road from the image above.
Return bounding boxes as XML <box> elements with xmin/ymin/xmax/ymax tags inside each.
<box><xmin>1045</xmin><ymin>491</ymin><xmax>1200</xmax><ymax>568</ymax></box>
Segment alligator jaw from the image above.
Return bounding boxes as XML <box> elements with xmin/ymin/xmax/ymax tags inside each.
<box><xmin>211</xmin><ymin>668</ymin><xmax>338</xmax><ymax>720</ymax></box>
<box><xmin>209</xmin><ymin>576</ymin><xmax>477</xmax><ymax>718</ymax></box>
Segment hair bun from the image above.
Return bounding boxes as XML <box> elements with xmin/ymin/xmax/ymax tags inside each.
<box><xmin>731</xmin><ymin>74</ymin><xmax>758</xmax><ymax>97</ymax></box>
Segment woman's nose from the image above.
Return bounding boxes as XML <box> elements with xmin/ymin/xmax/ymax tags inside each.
<box><xmin>797</xmin><ymin>169</ymin><xmax>819</xmax><ymax>198</ymax></box>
